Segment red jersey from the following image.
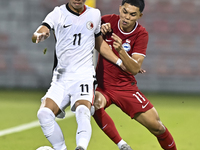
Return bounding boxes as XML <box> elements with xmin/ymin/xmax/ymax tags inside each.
<box><xmin>96</xmin><ymin>14</ymin><xmax>149</xmax><ymax>90</ymax></box>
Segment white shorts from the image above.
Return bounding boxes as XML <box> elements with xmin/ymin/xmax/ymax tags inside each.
<box><xmin>41</xmin><ymin>71</ymin><xmax>95</xmax><ymax>118</ymax></box>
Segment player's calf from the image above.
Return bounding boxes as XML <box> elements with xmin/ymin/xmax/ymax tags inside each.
<box><xmin>37</xmin><ymin>107</ymin><xmax>55</xmax><ymax>138</ymax></box>
<box><xmin>75</xmin><ymin>105</ymin><xmax>92</xmax><ymax>150</ymax></box>
<box><xmin>156</xmin><ymin>127</ymin><xmax>177</xmax><ymax>150</ymax></box>
<box><xmin>37</xmin><ymin>107</ymin><xmax>66</xmax><ymax>150</ymax></box>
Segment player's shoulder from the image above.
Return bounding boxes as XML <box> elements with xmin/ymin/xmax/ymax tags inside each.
<box><xmin>102</xmin><ymin>14</ymin><xmax>119</xmax><ymax>19</ymax></box>
<box><xmin>102</xmin><ymin>14</ymin><xmax>119</xmax><ymax>23</ymax></box>
<box><xmin>137</xmin><ymin>23</ymin><xmax>148</xmax><ymax>35</ymax></box>
<box><xmin>85</xmin><ymin>5</ymin><xmax>100</xmax><ymax>14</ymax></box>
<box><xmin>52</xmin><ymin>4</ymin><xmax>65</xmax><ymax>10</ymax></box>
<box><xmin>50</xmin><ymin>4</ymin><xmax>65</xmax><ymax>14</ymax></box>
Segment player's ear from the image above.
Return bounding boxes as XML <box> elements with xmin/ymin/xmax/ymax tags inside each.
<box><xmin>139</xmin><ymin>13</ymin><xmax>143</xmax><ymax>19</ymax></box>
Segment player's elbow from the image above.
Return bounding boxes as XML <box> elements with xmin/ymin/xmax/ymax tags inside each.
<box><xmin>126</xmin><ymin>66</ymin><xmax>140</xmax><ymax>75</ymax></box>
<box><xmin>132</xmin><ymin>71</ymin><xmax>138</xmax><ymax>76</ymax></box>
<box><xmin>130</xmin><ymin>70</ymin><xmax>139</xmax><ymax>76</ymax></box>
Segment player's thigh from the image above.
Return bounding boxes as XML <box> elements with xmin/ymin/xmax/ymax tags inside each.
<box><xmin>70</xmin><ymin>77</ymin><xmax>95</xmax><ymax>111</ymax></box>
<box><xmin>41</xmin><ymin>79</ymin><xmax>70</xmax><ymax>118</ymax></box>
<box><xmin>109</xmin><ymin>90</ymin><xmax>153</xmax><ymax>118</ymax></box>
<box><xmin>93</xmin><ymin>90</ymin><xmax>107</xmax><ymax>110</ymax></box>
<box><xmin>134</xmin><ymin>107</ymin><xmax>165</xmax><ymax>135</ymax></box>
<box><xmin>75</xmin><ymin>99</ymin><xmax>92</xmax><ymax>109</ymax></box>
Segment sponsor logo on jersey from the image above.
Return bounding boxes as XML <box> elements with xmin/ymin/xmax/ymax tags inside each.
<box><xmin>63</xmin><ymin>24</ymin><xmax>72</xmax><ymax>28</ymax></box>
<box><xmin>142</xmin><ymin>102</ymin><xmax>149</xmax><ymax>109</ymax></box>
<box><xmin>122</xmin><ymin>43</ymin><xmax>131</xmax><ymax>52</ymax></box>
<box><xmin>86</xmin><ymin>21</ymin><xmax>94</xmax><ymax>30</ymax></box>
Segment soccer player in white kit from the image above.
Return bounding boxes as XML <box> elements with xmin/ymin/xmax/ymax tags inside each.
<box><xmin>32</xmin><ymin>0</ymin><xmax>122</xmax><ymax>150</ymax></box>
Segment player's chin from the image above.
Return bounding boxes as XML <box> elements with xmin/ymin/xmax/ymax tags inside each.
<box><xmin>121</xmin><ymin>24</ymin><xmax>130</xmax><ymax>30</ymax></box>
<box><xmin>73</xmin><ymin>2</ymin><xmax>83</xmax><ymax>7</ymax></box>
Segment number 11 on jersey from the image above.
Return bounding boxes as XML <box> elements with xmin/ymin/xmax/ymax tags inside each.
<box><xmin>73</xmin><ymin>33</ymin><xmax>81</xmax><ymax>45</ymax></box>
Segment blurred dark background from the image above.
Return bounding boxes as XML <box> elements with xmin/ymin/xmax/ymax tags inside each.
<box><xmin>0</xmin><ymin>0</ymin><xmax>199</xmax><ymax>93</ymax></box>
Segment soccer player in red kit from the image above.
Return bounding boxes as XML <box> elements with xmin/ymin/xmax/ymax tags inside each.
<box><xmin>93</xmin><ymin>0</ymin><xmax>177</xmax><ymax>150</ymax></box>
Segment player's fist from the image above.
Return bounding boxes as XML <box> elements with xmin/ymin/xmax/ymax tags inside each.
<box><xmin>111</xmin><ymin>33</ymin><xmax>123</xmax><ymax>52</ymax></box>
<box><xmin>34</xmin><ymin>32</ymin><xmax>50</xmax><ymax>43</ymax></box>
<box><xmin>101</xmin><ymin>23</ymin><xmax>112</xmax><ymax>35</ymax></box>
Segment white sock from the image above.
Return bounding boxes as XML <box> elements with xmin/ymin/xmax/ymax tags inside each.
<box><xmin>37</xmin><ymin>107</ymin><xmax>67</xmax><ymax>150</ymax></box>
<box><xmin>75</xmin><ymin>105</ymin><xmax>92</xmax><ymax>150</ymax></box>
<box><xmin>117</xmin><ymin>139</ymin><xmax>127</xmax><ymax>149</ymax></box>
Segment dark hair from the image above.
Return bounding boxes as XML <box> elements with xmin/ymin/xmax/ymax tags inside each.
<box><xmin>122</xmin><ymin>0</ymin><xmax>145</xmax><ymax>12</ymax></box>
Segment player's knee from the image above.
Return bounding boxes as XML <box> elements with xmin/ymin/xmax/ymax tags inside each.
<box><xmin>94</xmin><ymin>95</ymin><xmax>105</xmax><ymax>110</ymax></box>
<box><xmin>37</xmin><ymin>107</ymin><xmax>55</xmax><ymax>137</ymax></box>
<box><xmin>150</xmin><ymin>121</ymin><xmax>165</xmax><ymax>135</ymax></box>
<box><xmin>37</xmin><ymin>107</ymin><xmax>54</xmax><ymax>121</ymax></box>
<box><xmin>76</xmin><ymin>105</ymin><xmax>91</xmax><ymax>120</ymax></box>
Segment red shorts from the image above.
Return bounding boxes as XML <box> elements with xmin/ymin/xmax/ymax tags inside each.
<box><xmin>96</xmin><ymin>86</ymin><xmax>154</xmax><ymax>118</ymax></box>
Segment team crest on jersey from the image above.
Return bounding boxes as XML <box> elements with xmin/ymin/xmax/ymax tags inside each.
<box><xmin>122</xmin><ymin>43</ymin><xmax>131</xmax><ymax>52</ymax></box>
<box><xmin>86</xmin><ymin>21</ymin><xmax>94</xmax><ymax>30</ymax></box>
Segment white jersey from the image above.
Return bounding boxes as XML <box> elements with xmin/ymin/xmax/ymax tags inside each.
<box><xmin>42</xmin><ymin>4</ymin><xmax>101</xmax><ymax>79</ymax></box>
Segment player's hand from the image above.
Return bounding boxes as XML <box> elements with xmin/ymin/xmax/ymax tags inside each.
<box><xmin>138</xmin><ymin>68</ymin><xmax>146</xmax><ymax>74</ymax></box>
<box><xmin>120</xmin><ymin>63</ymin><xmax>127</xmax><ymax>71</ymax></box>
<box><xmin>34</xmin><ymin>32</ymin><xmax>50</xmax><ymax>43</ymax></box>
<box><xmin>101</xmin><ymin>23</ymin><xmax>112</xmax><ymax>35</ymax></box>
<box><xmin>111</xmin><ymin>33</ymin><xmax>123</xmax><ymax>52</ymax></box>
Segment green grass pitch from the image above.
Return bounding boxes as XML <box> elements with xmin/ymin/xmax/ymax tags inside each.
<box><xmin>0</xmin><ymin>90</ymin><xmax>199</xmax><ymax>150</ymax></box>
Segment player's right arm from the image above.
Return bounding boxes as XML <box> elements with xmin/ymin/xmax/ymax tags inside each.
<box><xmin>32</xmin><ymin>25</ymin><xmax>50</xmax><ymax>43</ymax></box>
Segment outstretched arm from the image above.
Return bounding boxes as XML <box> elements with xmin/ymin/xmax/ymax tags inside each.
<box><xmin>32</xmin><ymin>25</ymin><xmax>50</xmax><ymax>43</ymax></box>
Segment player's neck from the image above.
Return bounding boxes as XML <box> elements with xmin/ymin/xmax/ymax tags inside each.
<box><xmin>68</xmin><ymin>3</ymin><xmax>86</xmax><ymax>14</ymax></box>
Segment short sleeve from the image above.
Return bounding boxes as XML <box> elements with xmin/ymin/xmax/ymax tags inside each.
<box><xmin>94</xmin><ymin>9</ymin><xmax>101</xmax><ymax>36</ymax></box>
<box><xmin>132</xmin><ymin>29</ymin><xmax>148</xmax><ymax>57</ymax></box>
<box><xmin>42</xmin><ymin>6</ymin><xmax>60</xmax><ymax>30</ymax></box>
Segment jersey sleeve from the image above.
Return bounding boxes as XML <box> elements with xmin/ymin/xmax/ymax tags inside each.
<box><xmin>132</xmin><ymin>28</ymin><xmax>148</xmax><ymax>57</ymax></box>
<box><xmin>42</xmin><ymin>6</ymin><xmax>60</xmax><ymax>30</ymax></box>
<box><xmin>94</xmin><ymin>9</ymin><xmax>101</xmax><ymax>37</ymax></box>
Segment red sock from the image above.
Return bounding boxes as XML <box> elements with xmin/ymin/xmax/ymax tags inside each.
<box><xmin>156</xmin><ymin>127</ymin><xmax>177</xmax><ymax>150</ymax></box>
<box><xmin>93</xmin><ymin>108</ymin><xmax>122</xmax><ymax>144</ymax></box>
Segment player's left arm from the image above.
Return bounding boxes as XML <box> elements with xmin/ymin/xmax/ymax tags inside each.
<box><xmin>111</xmin><ymin>33</ymin><xmax>144</xmax><ymax>75</ymax></box>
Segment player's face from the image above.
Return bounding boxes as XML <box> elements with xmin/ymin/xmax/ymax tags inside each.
<box><xmin>68</xmin><ymin>0</ymin><xmax>86</xmax><ymax>14</ymax></box>
<box><xmin>119</xmin><ymin>3</ymin><xmax>143</xmax><ymax>32</ymax></box>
